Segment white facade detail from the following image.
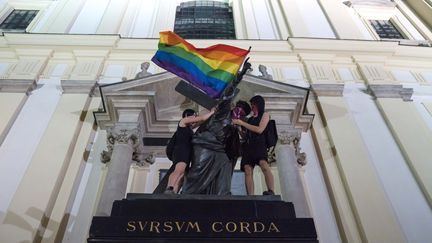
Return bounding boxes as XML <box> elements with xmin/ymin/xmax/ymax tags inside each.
<box><xmin>301</xmin><ymin>131</ymin><xmax>342</xmax><ymax>243</ymax></box>
<box><xmin>343</xmin><ymin>83</ymin><xmax>432</xmax><ymax>243</ymax></box>
<box><xmin>295</xmin><ymin>0</ymin><xmax>335</xmax><ymax>38</ymax></box>
<box><xmin>0</xmin><ymin>78</ymin><xmax>62</xmax><ymax>222</ymax></box>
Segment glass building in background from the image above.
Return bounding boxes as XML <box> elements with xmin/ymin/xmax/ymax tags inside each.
<box><xmin>174</xmin><ymin>0</ymin><xmax>235</xmax><ymax>39</ymax></box>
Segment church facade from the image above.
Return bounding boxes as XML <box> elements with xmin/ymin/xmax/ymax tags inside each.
<box><xmin>0</xmin><ymin>0</ymin><xmax>431</xmax><ymax>242</ymax></box>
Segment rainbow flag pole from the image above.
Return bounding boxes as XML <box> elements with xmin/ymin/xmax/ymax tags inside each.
<box><xmin>151</xmin><ymin>31</ymin><xmax>250</xmax><ymax>99</ymax></box>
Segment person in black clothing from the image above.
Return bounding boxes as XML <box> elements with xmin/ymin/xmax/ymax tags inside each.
<box><xmin>233</xmin><ymin>95</ymin><xmax>275</xmax><ymax>195</ymax></box>
<box><xmin>165</xmin><ymin>108</ymin><xmax>215</xmax><ymax>193</ymax></box>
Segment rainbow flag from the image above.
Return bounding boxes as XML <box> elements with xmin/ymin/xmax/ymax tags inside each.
<box><xmin>151</xmin><ymin>31</ymin><xmax>249</xmax><ymax>98</ymax></box>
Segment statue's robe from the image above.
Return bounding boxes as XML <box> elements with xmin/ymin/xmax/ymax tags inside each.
<box><xmin>181</xmin><ymin>97</ymin><xmax>237</xmax><ymax>195</ymax></box>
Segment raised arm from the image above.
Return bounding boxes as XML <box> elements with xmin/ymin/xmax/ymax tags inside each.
<box><xmin>180</xmin><ymin>108</ymin><xmax>215</xmax><ymax>127</ymax></box>
<box><xmin>233</xmin><ymin>112</ymin><xmax>270</xmax><ymax>134</ymax></box>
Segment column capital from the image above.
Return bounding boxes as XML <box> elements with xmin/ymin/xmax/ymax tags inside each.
<box><xmin>107</xmin><ymin>126</ymin><xmax>140</xmax><ymax>145</ymax></box>
<box><xmin>278</xmin><ymin>129</ymin><xmax>301</xmax><ymax>145</ymax></box>
<box><xmin>101</xmin><ymin>120</ymin><xmax>148</xmax><ymax>164</ymax></box>
<box><xmin>278</xmin><ymin>129</ymin><xmax>307</xmax><ymax>166</ymax></box>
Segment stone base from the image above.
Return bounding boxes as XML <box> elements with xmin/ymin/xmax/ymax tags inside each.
<box><xmin>88</xmin><ymin>194</ymin><xmax>317</xmax><ymax>242</ymax></box>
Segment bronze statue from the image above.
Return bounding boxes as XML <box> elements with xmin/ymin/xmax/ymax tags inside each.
<box><xmin>181</xmin><ymin>60</ymin><xmax>252</xmax><ymax>195</ymax></box>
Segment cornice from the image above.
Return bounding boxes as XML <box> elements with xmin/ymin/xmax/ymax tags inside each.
<box><xmin>61</xmin><ymin>80</ymin><xmax>97</xmax><ymax>94</ymax></box>
<box><xmin>1</xmin><ymin>33</ymin><xmax>120</xmax><ymax>48</ymax></box>
<box><xmin>288</xmin><ymin>38</ymin><xmax>399</xmax><ymax>54</ymax></box>
<box><xmin>0</xmin><ymin>79</ymin><xmax>36</xmax><ymax>93</ymax></box>
<box><xmin>311</xmin><ymin>84</ymin><xmax>345</xmax><ymax>97</ymax></box>
<box><xmin>368</xmin><ymin>84</ymin><xmax>413</xmax><ymax>101</ymax></box>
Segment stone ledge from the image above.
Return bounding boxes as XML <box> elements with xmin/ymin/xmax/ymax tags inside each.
<box><xmin>0</xmin><ymin>79</ymin><xmax>36</xmax><ymax>93</ymax></box>
<box><xmin>126</xmin><ymin>193</ymin><xmax>282</xmax><ymax>201</ymax></box>
<box><xmin>368</xmin><ymin>84</ymin><xmax>413</xmax><ymax>101</ymax></box>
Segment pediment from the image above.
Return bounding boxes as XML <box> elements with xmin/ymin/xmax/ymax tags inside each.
<box><xmin>94</xmin><ymin>72</ymin><xmax>313</xmax><ymax>138</ymax></box>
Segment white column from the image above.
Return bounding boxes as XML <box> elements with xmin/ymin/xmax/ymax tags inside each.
<box><xmin>96</xmin><ymin>126</ymin><xmax>137</xmax><ymax>216</ymax></box>
<box><xmin>276</xmin><ymin>130</ymin><xmax>311</xmax><ymax>218</ymax></box>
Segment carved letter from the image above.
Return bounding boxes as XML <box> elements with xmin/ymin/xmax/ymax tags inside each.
<box><xmin>127</xmin><ymin>221</ymin><xmax>136</xmax><ymax>232</ymax></box>
<box><xmin>186</xmin><ymin>222</ymin><xmax>201</xmax><ymax>233</ymax></box>
<box><xmin>163</xmin><ymin>221</ymin><xmax>173</xmax><ymax>232</ymax></box>
<box><xmin>226</xmin><ymin>222</ymin><xmax>237</xmax><ymax>232</ymax></box>
<box><xmin>268</xmin><ymin>222</ymin><xmax>280</xmax><ymax>233</ymax></box>
<box><xmin>212</xmin><ymin>222</ymin><xmax>223</xmax><ymax>232</ymax></box>
<box><xmin>239</xmin><ymin>222</ymin><xmax>251</xmax><ymax>233</ymax></box>
<box><xmin>138</xmin><ymin>221</ymin><xmax>148</xmax><ymax>231</ymax></box>
<box><xmin>150</xmin><ymin>221</ymin><xmax>160</xmax><ymax>233</ymax></box>
<box><xmin>253</xmin><ymin>222</ymin><xmax>265</xmax><ymax>232</ymax></box>
<box><xmin>175</xmin><ymin>221</ymin><xmax>186</xmax><ymax>232</ymax></box>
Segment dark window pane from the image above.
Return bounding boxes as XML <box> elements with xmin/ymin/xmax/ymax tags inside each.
<box><xmin>0</xmin><ymin>9</ymin><xmax>38</xmax><ymax>30</ymax></box>
<box><xmin>174</xmin><ymin>1</ymin><xmax>236</xmax><ymax>39</ymax></box>
<box><xmin>369</xmin><ymin>20</ymin><xmax>405</xmax><ymax>39</ymax></box>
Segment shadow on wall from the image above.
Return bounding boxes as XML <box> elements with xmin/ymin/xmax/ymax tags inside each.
<box><xmin>1</xmin><ymin>207</ymin><xmax>73</xmax><ymax>243</ymax></box>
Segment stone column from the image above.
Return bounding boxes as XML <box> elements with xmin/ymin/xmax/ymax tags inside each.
<box><xmin>276</xmin><ymin>129</ymin><xmax>310</xmax><ymax>218</ymax></box>
<box><xmin>96</xmin><ymin>126</ymin><xmax>141</xmax><ymax>216</ymax></box>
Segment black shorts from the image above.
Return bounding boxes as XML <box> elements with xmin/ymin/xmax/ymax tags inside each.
<box><xmin>240</xmin><ymin>141</ymin><xmax>268</xmax><ymax>171</ymax></box>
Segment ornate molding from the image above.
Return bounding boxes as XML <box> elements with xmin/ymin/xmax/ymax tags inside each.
<box><xmin>278</xmin><ymin>129</ymin><xmax>307</xmax><ymax>166</ymax></box>
<box><xmin>135</xmin><ymin>152</ymin><xmax>156</xmax><ymax>167</ymax></box>
<box><xmin>101</xmin><ymin>123</ymin><xmax>145</xmax><ymax>164</ymax></box>
<box><xmin>368</xmin><ymin>84</ymin><xmax>413</xmax><ymax>101</ymax></box>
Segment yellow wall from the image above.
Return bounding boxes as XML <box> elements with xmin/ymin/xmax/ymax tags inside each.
<box><xmin>377</xmin><ymin>98</ymin><xmax>432</xmax><ymax>207</ymax></box>
<box><xmin>0</xmin><ymin>94</ymin><xmax>90</xmax><ymax>242</ymax></box>
<box><xmin>41</xmin><ymin>97</ymin><xmax>100</xmax><ymax>242</ymax></box>
<box><xmin>308</xmin><ymin>101</ymin><xmax>362</xmax><ymax>243</ymax></box>
<box><xmin>317</xmin><ymin>97</ymin><xmax>406</xmax><ymax>243</ymax></box>
<box><xmin>0</xmin><ymin>93</ymin><xmax>26</xmax><ymax>143</ymax></box>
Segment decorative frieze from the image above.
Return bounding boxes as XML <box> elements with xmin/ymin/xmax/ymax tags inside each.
<box><xmin>305</xmin><ymin>63</ymin><xmax>336</xmax><ymax>83</ymax></box>
<box><xmin>69</xmin><ymin>60</ymin><xmax>104</xmax><ymax>80</ymax></box>
<box><xmin>357</xmin><ymin>64</ymin><xmax>393</xmax><ymax>84</ymax></box>
<box><xmin>9</xmin><ymin>59</ymin><xmax>48</xmax><ymax>79</ymax></box>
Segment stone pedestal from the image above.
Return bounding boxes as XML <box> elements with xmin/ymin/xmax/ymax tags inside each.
<box><xmin>88</xmin><ymin>194</ymin><xmax>317</xmax><ymax>242</ymax></box>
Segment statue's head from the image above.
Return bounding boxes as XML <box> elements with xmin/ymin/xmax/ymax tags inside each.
<box><xmin>258</xmin><ymin>64</ymin><xmax>266</xmax><ymax>73</ymax></box>
<box><xmin>141</xmin><ymin>62</ymin><xmax>150</xmax><ymax>70</ymax></box>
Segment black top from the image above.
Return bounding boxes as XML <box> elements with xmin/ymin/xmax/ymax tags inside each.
<box><xmin>172</xmin><ymin>123</ymin><xmax>194</xmax><ymax>164</ymax></box>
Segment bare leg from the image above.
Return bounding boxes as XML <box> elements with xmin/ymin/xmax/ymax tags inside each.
<box><xmin>259</xmin><ymin>160</ymin><xmax>274</xmax><ymax>192</ymax></box>
<box><xmin>244</xmin><ymin>164</ymin><xmax>254</xmax><ymax>195</ymax></box>
<box><xmin>167</xmin><ymin>162</ymin><xmax>187</xmax><ymax>193</ymax></box>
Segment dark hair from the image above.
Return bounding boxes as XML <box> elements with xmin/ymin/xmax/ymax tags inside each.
<box><xmin>250</xmin><ymin>95</ymin><xmax>265</xmax><ymax>117</ymax></box>
<box><xmin>182</xmin><ymin>109</ymin><xmax>196</xmax><ymax>118</ymax></box>
<box><xmin>235</xmin><ymin>100</ymin><xmax>251</xmax><ymax>116</ymax></box>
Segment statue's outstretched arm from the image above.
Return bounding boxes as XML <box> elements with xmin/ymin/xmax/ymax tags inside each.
<box><xmin>221</xmin><ymin>58</ymin><xmax>252</xmax><ymax>99</ymax></box>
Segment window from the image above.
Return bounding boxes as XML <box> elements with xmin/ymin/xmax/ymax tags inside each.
<box><xmin>174</xmin><ymin>1</ymin><xmax>235</xmax><ymax>39</ymax></box>
<box><xmin>369</xmin><ymin>20</ymin><xmax>406</xmax><ymax>39</ymax></box>
<box><xmin>0</xmin><ymin>9</ymin><xmax>38</xmax><ymax>30</ymax></box>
